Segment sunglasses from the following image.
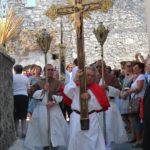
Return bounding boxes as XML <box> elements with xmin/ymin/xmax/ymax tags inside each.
<box><xmin>47</xmin><ymin>69</ymin><xmax>54</xmax><ymax>71</ymax></box>
<box><xmin>127</xmin><ymin>65</ymin><xmax>132</xmax><ymax>67</ymax></box>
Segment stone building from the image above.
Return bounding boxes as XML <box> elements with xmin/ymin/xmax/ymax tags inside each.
<box><xmin>5</xmin><ymin>0</ymin><xmax>150</xmax><ymax>68</ymax></box>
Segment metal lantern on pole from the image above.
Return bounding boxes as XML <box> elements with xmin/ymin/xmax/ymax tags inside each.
<box><xmin>37</xmin><ymin>28</ymin><xmax>52</xmax><ymax>150</ymax></box>
<box><xmin>93</xmin><ymin>22</ymin><xmax>109</xmax><ymax>85</ymax></box>
<box><xmin>93</xmin><ymin>22</ymin><xmax>109</xmax><ymax>145</ymax></box>
<box><xmin>37</xmin><ymin>28</ymin><xmax>52</xmax><ymax>81</ymax></box>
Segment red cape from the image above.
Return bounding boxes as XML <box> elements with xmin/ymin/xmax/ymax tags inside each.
<box><xmin>61</xmin><ymin>83</ymin><xmax>110</xmax><ymax>111</ymax></box>
<box><xmin>88</xmin><ymin>83</ymin><xmax>110</xmax><ymax>111</ymax></box>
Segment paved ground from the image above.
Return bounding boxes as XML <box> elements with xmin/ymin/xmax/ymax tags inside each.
<box><xmin>9</xmin><ymin>120</ymin><xmax>142</xmax><ymax>150</ymax></box>
<box><xmin>9</xmin><ymin>139</ymin><xmax>25</xmax><ymax>150</ymax></box>
<box><xmin>9</xmin><ymin>137</ymin><xmax>142</xmax><ymax>150</ymax></box>
<box><xmin>113</xmin><ymin>143</ymin><xmax>142</xmax><ymax>150</ymax></box>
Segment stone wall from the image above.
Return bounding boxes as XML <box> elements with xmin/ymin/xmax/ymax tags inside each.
<box><xmin>7</xmin><ymin>0</ymin><xmax>149</xmax><ymax>68</ymax></box>
<box><xmin>0</xmin><ymin>51</ymin><xmax>16</xmax><ymax>150</ymax></box>
<box><xmin>144</xmin><ymin>0</ymin><xmax>150</xmax><ymax>48</ymax></box>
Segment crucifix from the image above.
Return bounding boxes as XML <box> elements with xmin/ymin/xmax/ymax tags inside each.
<box><xmin>46</xmin><ymin>0</ymin><xmax>112</xmax><ymax>130</ymax></box>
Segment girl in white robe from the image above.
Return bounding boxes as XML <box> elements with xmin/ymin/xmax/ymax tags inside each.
<box><xmin>64</xmin><ymin>80</ymin><xmax>106</xmax><ymax>150</ymax></box>
<box><xmin>24</xmin><ymin>90</ymin><xmax>68</xmax><ymax>150</ymax></box>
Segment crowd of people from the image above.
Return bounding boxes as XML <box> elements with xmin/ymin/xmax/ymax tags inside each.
<box><xmin>12</xmin><ymin>53</ymin><xmax>150</xmax><ymax>150</ymax></box>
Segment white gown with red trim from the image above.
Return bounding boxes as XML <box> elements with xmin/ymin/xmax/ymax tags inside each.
<box><xmin>64</xmin><ymin>80</ymin><xmax>106</xmax><ymax>150</ymax></box>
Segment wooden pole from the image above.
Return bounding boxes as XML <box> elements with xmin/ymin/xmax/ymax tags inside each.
<box><xmin>75</xmin><ymin>0</ymin><xmax>89</xmax><ymax>130</ymax></box>
<box><xmin>59</xmin><ymin>19</ymin><xmax>66</xmax><ymax>81</ymax></box>
<box><xmin>44</xmin><ymin>52</ymin><xmax>52</xmax><ymax>150</ymax></box>
<box><xmin>101</xmin><ymin>45</ymin><xmax>104</xmax><ymax>85</ymax></box>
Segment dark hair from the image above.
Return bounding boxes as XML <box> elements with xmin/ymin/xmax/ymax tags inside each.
<box><xmin>120</xmin><ymin>61</ymin><xmax>127</xmax><ymax>65</ymax></box>
<box><xmin>90</xmin><ymin>62</ymin><xmax>96</xmax><ymax>67</ymax></box>
<box><xmin>112</xmin><ymin>69</ymin><xmax>121</xmax><ymax>78</ymax></box>
<box><xmin>73</xmin><ymin>58</ymin><xmax>78</xmax><ymax>66</ymax></box>
<box><xmin>133</xmin><ymin>62</ymin><xmax>145</xmax><ymax>74</ymax></box>
<box><xmin>106</xmin><ymin>66</ymin><xmax>112</xmax><ymax>74</ymax></box>
<box><xmin>43</xmin><ymin>64</ymin><xmax>53</xmax><ymax>72</ymax></box>
<box><xmin>14</xmin><ymin>64</ymin><xmax>23</xmax><ymax>74</ymax></box>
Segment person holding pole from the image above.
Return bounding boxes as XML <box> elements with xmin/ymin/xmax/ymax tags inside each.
<box><xmin>24</xmin><ymin>64</ymin><xmax>68</xmax><ymax>150</ymax></box>
<box><xmin>64</xmin><ymin>66</ymin><xmax>110</xmax><ymax>150</ymax></box>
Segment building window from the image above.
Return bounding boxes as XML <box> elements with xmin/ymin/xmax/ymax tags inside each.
<box><xmin>25</xmin><ymin>0</ymin><xmax>36</xmax><ymax>8</ymax></box>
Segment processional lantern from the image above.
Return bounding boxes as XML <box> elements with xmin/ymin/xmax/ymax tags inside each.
<box><xmin>36</xmin><ymin>29</ymin><xmax>52</xmax><ymax>150</ymax></box>
<box><xmin>93</xmin><ymin>22</ymin><xmax>109</xmax><ymax>47</ymax></box>
<box><xmin>93</xmin><ymin>22</ymin><xmax>109</xmax><ymax>84</ymax></box>
<box><xmin>37</xmin><ymin>28</ymin><xmax>52</xmax><ymax>66</ymax></box>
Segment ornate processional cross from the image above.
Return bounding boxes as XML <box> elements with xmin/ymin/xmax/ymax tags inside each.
<box><xmin>46</xmin><ymin>0</ymin><xmax>112</xmax><ymax>130</ymax></box>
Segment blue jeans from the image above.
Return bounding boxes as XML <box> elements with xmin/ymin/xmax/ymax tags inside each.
<box><xmin>28</xmin><ymin>98</ymin><xmax>37</xmax><ymax>113</ymax></box>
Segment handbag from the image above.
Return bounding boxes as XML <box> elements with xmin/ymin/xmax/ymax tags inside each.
<box><xmin>128</xmin><ymin>94</ymin><xmax>140</xmax><ymax>114</ymax></box>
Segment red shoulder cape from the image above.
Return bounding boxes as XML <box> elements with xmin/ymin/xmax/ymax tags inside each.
<box><xmin>61</xmin><ymin>83</ymin><xmax>110</xmax><ymax>111</ymax></box>
<box><xmin>88</xmin><ymin>83</ymin><xmax>110</xmax><ymax>111</ymax></box>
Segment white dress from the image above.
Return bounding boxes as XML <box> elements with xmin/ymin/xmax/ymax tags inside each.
<box><xmin>64</xmin><ymin>81</ymin><xmax>106</xmax><ymax>150</ymax></box>
<box><xmin>99</xmin><ymin>79</ymin><xmax>128</xmax><ymax>146</ymax></box>
<box><xmin>105</xmin><ymin>100</ymin><xmax>128</xmax><ymax>144</ymax></box>
<box><xmin>24</xmin><ymin>90</ymin><xmax>69</xmax><ymax>150</ymax></box>
<box><xmin>71</xmin><ymin>66</ymin><xmax>78</xmax><ymax>81</ymax></box>
<box><xmin>65</xmin><ymin>70</ymin><xmax>72</xmax><ymax>84</ymax></box>
<box><xmin>105</xmin><ymin>86</ymin><xmax>128</xmax><ymax>144</ymax></box>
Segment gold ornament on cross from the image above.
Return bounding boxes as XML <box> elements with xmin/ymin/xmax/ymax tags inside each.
<box><xmin>45</xmin><ymin>0</ymin><xmax>112</xmax><ymax>22</ymax></box>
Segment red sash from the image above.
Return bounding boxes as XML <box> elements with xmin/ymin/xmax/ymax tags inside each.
<box><xmin>61</xmin><ymin>83</ymin><xmax>110</xmax><ymax>111</ymax></box>
<box><xmin>88</xmin><ymin>83</ymin><xmax>110</xmax><ymax>111</ymax></box>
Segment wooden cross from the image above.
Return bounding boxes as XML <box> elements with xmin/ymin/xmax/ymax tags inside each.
<box><xmin>46</xmin><ymin>0</ymin><xmax>112</xmax><ymax>130</ymax></box>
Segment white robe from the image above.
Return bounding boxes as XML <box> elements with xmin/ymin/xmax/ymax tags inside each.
<box><xmin>99</xmin><ymin>80</ymin><xmax>128</xmax><ymax>144</ymax></box>
<box><xmin>64</xmin><ymin>81</ymin><xmax>106</xmax><ymax>150</ymax></box>
<box><xmin>105</xmin><ymin>100</ymin><xmax>128</xmax><ymax>144</ymax></box>
<box><xmin>24</xmin><ymin>90</ymin><xmax>69</xmax><ymax>150</ymax></box>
